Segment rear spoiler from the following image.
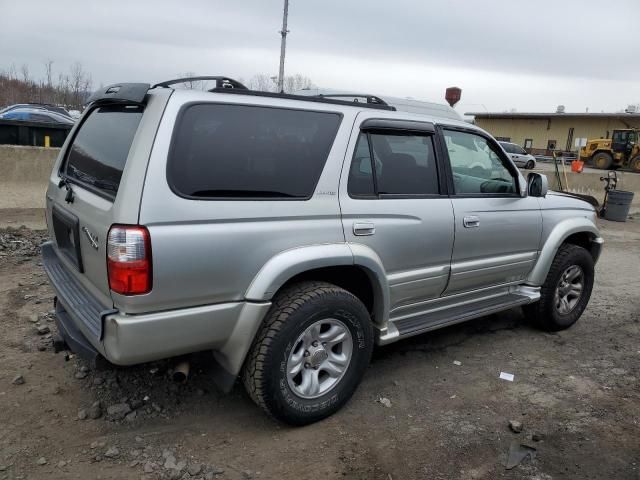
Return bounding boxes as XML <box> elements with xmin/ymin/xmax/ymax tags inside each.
<box><xmin>85</xmin><ymin>83</ymin><xmax>150</xmax><ymax>106</ymax></box>
<box><xmin>84</xmin><ymin>76</ymin><xmax>246</xmax><ymax>106</ymax></box>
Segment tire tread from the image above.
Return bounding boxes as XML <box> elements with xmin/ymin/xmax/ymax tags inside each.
<box><xmin>242</xmin><ymin>281</ymin><xmax>363</xmax><ymax>420</ymax></box>
<box><xmin>524</xmin><ymin>243</ymin><xmax>593</xmax><ymax>331</ymax></box>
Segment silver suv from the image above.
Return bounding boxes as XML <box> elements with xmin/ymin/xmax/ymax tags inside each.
<box><xmin>42</xmin><ymin>76</ymin><xmax>603</xmax><ymax>425</ymax></box>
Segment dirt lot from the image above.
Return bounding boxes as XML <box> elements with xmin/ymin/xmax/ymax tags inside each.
<box><xmin>0</xmin><ymin>219</ymin><xmax>638</xmax><ymax>480</ymax></box>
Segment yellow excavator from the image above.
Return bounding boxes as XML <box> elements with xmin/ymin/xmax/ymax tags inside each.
<box><xmin>579</xmin><ymin>129</ymin><xmax>640</xmax><ymax>172</ymax></box>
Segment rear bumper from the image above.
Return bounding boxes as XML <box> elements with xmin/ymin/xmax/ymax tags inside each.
<box><xmin>42</xmin><ymin>242</ymin><xmax>271</xmax><ymax>374</ymax></box>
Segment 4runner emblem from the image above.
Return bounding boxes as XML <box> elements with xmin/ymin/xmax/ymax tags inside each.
<box><xmin>82</xmin><ymin>227</ymin><xmax>99</xmax><ymax>250</ymax></box>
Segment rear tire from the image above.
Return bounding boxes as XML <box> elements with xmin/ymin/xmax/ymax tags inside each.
<box><xmin>629</xmin><ymin>156</ymin><xmax>640</xmax><ymax>173</ymax></box>
<box><xmin>525</xmin><ymin>160</ymin><xmax>535</xmax><ymax>169</ymax></box>
<box><xmin>592</xmin><ymin>152</ymin><xmax>613</xmax><ymax>169</ymax></box>
<box><xmin>242</xmin><ymin>281</ymin><xmax>373</xmax><ymax>425</ymax></box>
<box><xmin>524</xmin><ymin>244</ymin><xmax>594</xmax><ymax>331</ymax></box>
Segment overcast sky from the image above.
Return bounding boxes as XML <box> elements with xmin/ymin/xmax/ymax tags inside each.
<box><xmin>2</xmin><ymin>0</ymin><xmax>639</xmax><ymax>114</ymax></box>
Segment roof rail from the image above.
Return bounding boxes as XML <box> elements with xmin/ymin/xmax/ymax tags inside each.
<box><xmin>153</xmin><ymin>76</ymin><xmax>248</xmax><ymax>90</ymax></box>
<box><xmin>208</xmin><ymin>88</ymin><xmax>396</xmax><ymax>111</ymax></box>
<box><xmin>314</xmin><ymin>93</ymin><xmax>389</xmax><ymax>106</ymax></box>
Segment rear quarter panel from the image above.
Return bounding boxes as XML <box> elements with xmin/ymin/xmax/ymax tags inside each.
<box><xmin>130</xmin><ymin>92</ymin><xmax>356</xmax><ymax>314</ymax></box>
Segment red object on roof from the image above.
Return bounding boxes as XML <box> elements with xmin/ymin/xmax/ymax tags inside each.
<box><xmin>445</xmin><ymin>87</ymin><xmax>462</xmax><ymax>107</ymax></box>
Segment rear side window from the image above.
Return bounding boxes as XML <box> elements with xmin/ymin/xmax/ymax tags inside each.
<box><xmin>348</xmin><ymin>131</ymin><xmax>440</xmax><ymax>196</ymax></box>
<box><xmin>64</xmin><ymin>105</ymin><xmax>143</xmax><ymax>198</ymax></box>
<box><xmin>168</xmin><ymin>104</ymin><xmax>342</xmax><ymax>199</ymax></box>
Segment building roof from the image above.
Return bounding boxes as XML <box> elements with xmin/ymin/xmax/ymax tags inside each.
<box><xmin>466</xmin><ymin>112</ymin><xmax>640</xmax><ymax>119</ymax></box>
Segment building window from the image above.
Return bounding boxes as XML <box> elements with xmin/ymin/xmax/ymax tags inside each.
<box><xmin>495</xmin><ymin>136</ymin><xmax>511</xmax><ymax>142</ymax></box>
<box><xmin>524</xmin><ymin>139</ymin><xmax>533</xmax><ymax>150</ymax></box>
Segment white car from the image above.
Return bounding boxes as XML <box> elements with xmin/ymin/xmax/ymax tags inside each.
<box><xmin>499</xmin><ymin>141</ymin><xmax>537</xmax><ymax>169</ymax></box>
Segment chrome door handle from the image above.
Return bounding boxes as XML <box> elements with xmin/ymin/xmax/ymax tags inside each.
<box><xmin>463</xmin><ymin>216</ymin><xmax>480</xmax><ymax>228</ymax></box>
<box><xmin>353</xmin><ymin>222</ymin><xmax>375</xmax><ymax>236</ymax></box>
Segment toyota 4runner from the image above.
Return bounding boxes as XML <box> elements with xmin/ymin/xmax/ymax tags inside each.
<box><xmin>42</xmin><ymin>77</ymin><xmax>603</xmax><ymax>425</ymax></box>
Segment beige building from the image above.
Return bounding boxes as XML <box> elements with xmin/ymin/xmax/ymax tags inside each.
<box><xmin>468</xmin><ymin>112</ymin><xmax>640</xmax><ymax>155</ymax></box>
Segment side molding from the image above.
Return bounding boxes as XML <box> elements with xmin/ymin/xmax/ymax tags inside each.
<box><xmin>526</xmin><ymin>218</ymin><xmax>601</xmax><ymax>286</ymax></box>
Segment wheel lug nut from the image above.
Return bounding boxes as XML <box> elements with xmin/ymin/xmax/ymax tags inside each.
<box><xmin>313</xmin><ymin>365</ymin><xmax>319</xmax><ymax>370</ymax></box>
<box><xmin>304</xmin><ymin>351</ymin><xmax>310</xmax><ymax>357</ymax></box>
<box><xmin>312</xmin><ymin>341</ymin><xmax>319</xmax><ymax>347</ymax></box>
<box><xmin>304</xmin><ymin>363</ymin><xmax>310</xmax><ymax>368</ymax></box>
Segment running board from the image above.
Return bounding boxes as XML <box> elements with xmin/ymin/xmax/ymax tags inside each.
<box><xmin>381</xmin><ymin>291</ymin><xmax>538</xmax><ymax>343</ymax></box>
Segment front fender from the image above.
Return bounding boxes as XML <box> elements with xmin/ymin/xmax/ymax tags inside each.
<box><xmin>526</xmin><ymin>217</ymin><xmax>602</xmax><ymax>286</ymax></box>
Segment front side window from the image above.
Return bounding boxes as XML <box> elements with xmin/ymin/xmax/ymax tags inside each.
<box><xmin>348</xmin><ymin>131</ymin><xmax>439</xmax><ymax>197</ymax></box>
<box><xmin>500</xmin><ymin>143</ymin><xmax>514</xmax><ymax>154</ymax></box>
<box><xmin>443</xmin><ymin>130</ymin><xmax>516</xmax><ymax>195</ymax></box>
<box><xmin>168</xmin><ymin>104</ymin><xmax>341</xmax><ymax>199</ymax></box>
<box><xmin>612</xmin><ymin>131</ymin><xmax>628</xmax><ymax>143</ymax></box>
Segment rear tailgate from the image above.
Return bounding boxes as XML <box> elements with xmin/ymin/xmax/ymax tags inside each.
<box><xmin>45</xmin><ymin>89</ymin><xmax>172</xmax><ymax>309</ymax></box>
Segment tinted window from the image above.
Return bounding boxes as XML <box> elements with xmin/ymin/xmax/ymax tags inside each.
<box><xmin>64</xmin><ymin>105</ymin><xmax>143</xmax><ymax>198</ymax></box>
<box><xmin>444</xmin><ymin>130</ymin><xmax>516</xmax><ymax>195</ymax></box>
<box><xmin>168</xmin><ymin>104</ymin><xmax>341</xmax><ymax>199</ymax></box>
<box><xmin>31</xmin><ymin>113</ymin><xmax>55</xmax><ymax>123</ymax></box>
<box><xmin>348</xmin><ymin>131</ymin><xmax>439</xmax><ymax>196</ymax></box>
<box><xmin>500</xmin><ymin>142</ymin><xmax>514</xmax><ymax>153</ymax></box>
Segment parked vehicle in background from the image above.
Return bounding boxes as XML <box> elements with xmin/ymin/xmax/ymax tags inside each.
<box><xmin>0</xmin><ymin>103</ymin><xmax>73</xmax><ymax>119</ymax></box>
<box><xmin>0</xmin><ymin>107</ymin><xmax>75</xmax><ymax>125</ymax></box>
<box><xmin>42</xmin><ymin>76</ymin><xmax>602</xmax><ymax>425</ymax></box>
<box><xmin>499</xmin><ymin>141</ymin><xmax>537</xmax><ymax>169</ymax></box>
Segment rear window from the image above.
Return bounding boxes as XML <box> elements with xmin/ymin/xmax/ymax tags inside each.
<box><xmin>64</xmin><ymin>104</ymin><xmax>143</xmax><ymax>198</ymax></box>
<box><xmin>167</xmin><ymin>104</ymin><xmax>342</xmax><ymax>199</ymax></box>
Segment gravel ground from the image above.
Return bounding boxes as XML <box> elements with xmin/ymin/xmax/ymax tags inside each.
<box><xmin>0</xmin><ymin>219</ymin><xmax>638</xmax><ymax>480</ymax></box>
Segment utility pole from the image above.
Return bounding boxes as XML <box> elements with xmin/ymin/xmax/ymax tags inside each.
<box><xmin>277</xmin><ymin>0</ymin><xmax>289</xmax><ymax>93</ymax></box>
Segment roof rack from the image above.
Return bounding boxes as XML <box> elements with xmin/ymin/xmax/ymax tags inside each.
<box><xmin>153</xmin><ymin>76</ymin><xmax>248</xmax><ymax>90</ymax></box>
<box><xmin>208</xmin><ymin>88</ymin><xmax>396</xmax><ymax>111</ymax></box>
<box><xmin>88</xmin><ymin>76</ymin><xmax>396</xmax><ymax>111</ymax></box>
<box><xmin>314</xmin><ymin>93</ymin><xmax>390</xmax><ymax>106</ymax></box>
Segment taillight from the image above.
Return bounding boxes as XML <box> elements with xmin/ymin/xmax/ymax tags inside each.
<box><xmin>107</xmin><ymin>225</ymin><xmax>152</xmax><ymax>295</ymax></box>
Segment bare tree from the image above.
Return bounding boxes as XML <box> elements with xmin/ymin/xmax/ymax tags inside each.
<box><xmin>248</xmin><ymin>73</ymin><xmax>314</xmax><ymax>93</ymax></box>
<box><xmin>44</xmin><ymin>60</ymin><xmax>53</xmax><ymax>88</ymax></box>
<box><xmin>282</xmin><ymin>74</ymin><xmax>314</xmax><ymax>93</ymax></box>
<box><xmin>175</xmin><ymin>72</ymin><xmax>202</xmax><ymax>90</ymax></box>
<box><xmin>0</xmin><ymin>62</ymin><xmax>317</xmax><ymax>112</ymax></box>
<box><xmin>20</xmin><ymin>64</ymin><xmax>30</xmax><ymax>84</ymax></box>
<box><xmin>248</xmin><ymin>74</ymin><xmax>277</xmax><ymax>92</ymax></box>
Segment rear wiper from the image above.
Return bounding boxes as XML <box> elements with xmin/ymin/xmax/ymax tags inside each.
<box><xmin>92</xmin><ymin>179</ymin><xmax>118</xmax><ymax>192</ymax></box>
<box><xmin>58</xmin><ymin>175</ymin><xmax>75</xmax><ymax>204</ymax></box>
<box><xmin>189</xmin><ymin>189</ymin><xmax>297</xmax><ymax>198</ymax></box>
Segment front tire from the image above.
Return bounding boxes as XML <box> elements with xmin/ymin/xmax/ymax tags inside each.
<box><xmin>629</xmin><ymin>155</ymin><xmax>640</xmax><ymax>173</ymax></box>
<box><xmin>592</xmin><ymin>152</ymin><xmax>613</xmax><ymax>169</ymax></box>
<box><xmin>242</xmin><ymin>281</ymin><xmax>373</xmax><ymax>425</ymax></box>
<box><xmin>525</xmin><ymin>160</ymin><xmax>535</xmax><ymax>169</ymax></box>
<box><xmin>524</xmin><ymin>244</ymin><xmax>594</xmax><ymax>331</ymax></box>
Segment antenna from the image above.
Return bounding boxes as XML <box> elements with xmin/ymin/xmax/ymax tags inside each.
<box><xmin>277</xmin><ymin>0</ymin><xmax>290</xmax><ymax>93</ymax></box>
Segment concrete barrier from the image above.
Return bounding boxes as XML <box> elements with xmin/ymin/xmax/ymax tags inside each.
<box><xmin>0</xmin><ymin>145</ymin><xmax>637</xmax><ymax>228</ymax></box>
<box><xmin>544</xmin><ymin>170</ymin><xmax>640</xmax><ymax>214</ymax></box>
<box><xmin>0</xmin><ymin>145</ymin><xmax>59</xmax><ymax>210</ymax></box>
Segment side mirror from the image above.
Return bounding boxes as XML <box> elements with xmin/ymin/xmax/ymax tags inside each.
<box><xmin>527</xmin><ymin>173</ymin><xmax>548</xmax><ymax>197</ymax></box>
